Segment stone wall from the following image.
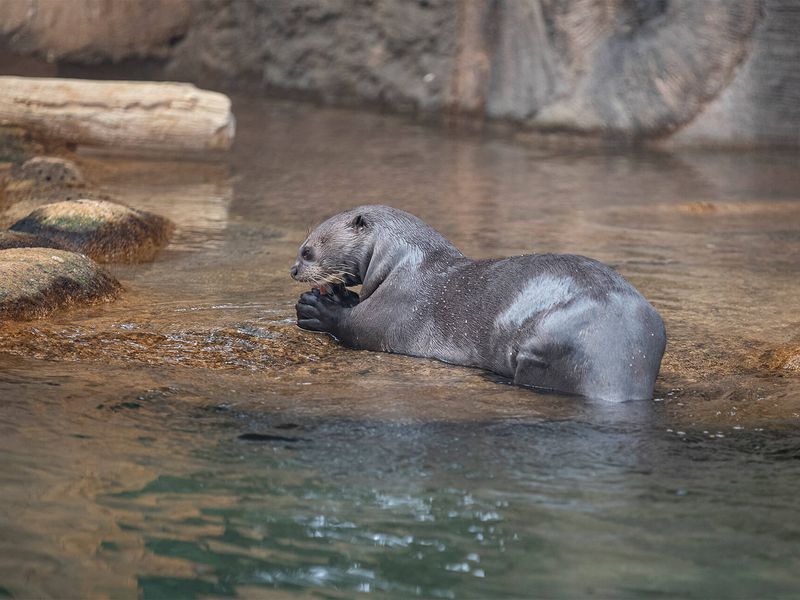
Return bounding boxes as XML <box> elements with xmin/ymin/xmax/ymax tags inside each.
<box><xmin>165</xmin><ymin>0</ymin><xmax>457</xmax><ymax>112</ymax></box>
<box><xmin>0</xmin><ymin>0</ymin><xmax>189</xmax><ymax>63</ymax></box>
<box><xmin>1</xmin><ymin>0</ymin><xmax>799</xmax><ymax>145</ymax></box>
<box><xmin>671</xmin><ymin>0</ymin><xmax>800</xmax><ymax>146</ymax></box>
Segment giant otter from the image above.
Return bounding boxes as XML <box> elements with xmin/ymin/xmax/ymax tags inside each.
<box><xmin>291</xmin><ymin>205</ymin><xmax>666</xmax><ymax>401</ymax></box>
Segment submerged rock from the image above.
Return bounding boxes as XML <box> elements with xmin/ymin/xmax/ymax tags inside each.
<box><xmin>11</xmin><ymin>156</ymin><xmax>85</xmax><ymax>186</ymax></box>
<box><xmin>1</xmin><ymin>155</ymin><xmax>90</xmax><ymax>210</ymax></box>
<box><xmin>0</xmin><ymin>248</ymin><xmax>120</xmax><ymax>321</ymax></box>
<box><xmin>0</xmin><ymin>230</ymin><xmax>67</xmax><ymax>250</ymax></box>
<box><xmin>0</xmin><ymin>320</ymin><xmax>343</xmax><ymax>372</ymax></box>
<box><xmin>10</xmin><ymin>198</ymin><xmax>174</xmax><ymax>263</ymax></box>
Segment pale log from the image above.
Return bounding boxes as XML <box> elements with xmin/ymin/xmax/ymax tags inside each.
<box><xmin>0</xmin><ymin>76</ymin><xmax>235</xmax><ymax>152</ymax></box>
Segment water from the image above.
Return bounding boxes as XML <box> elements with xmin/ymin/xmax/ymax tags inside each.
<box><xmin>1</xmin><ymin>97</ymin><xmax>799</xmax><ymax>598</ymax></box>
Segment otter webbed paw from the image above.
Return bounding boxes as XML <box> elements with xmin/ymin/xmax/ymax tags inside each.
<box><xmin>295</xmin><ymin>287</ymin><xmax>356</xmax><ymax>334</ymax></box>
<box><xmin>323</xmin><ymin>283</ymin><xmax>360</xmax><ymax>308</ymax></box>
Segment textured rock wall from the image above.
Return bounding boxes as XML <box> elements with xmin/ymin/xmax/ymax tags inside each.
<box><xmin>0</xmin><ymin>0</ymin><xmax>190</xmax><ymax>63</ymax></box>
<box><xmin>471</xmin><ymin>0</ymin><xmax>760</xmax><ymax>135</ymax></box>
<box><xmin>671</xmin><ymin>0</ymin><xmax>800</xmax><ymax>146</ymax></box>
<box><xmin>1</xmin><ymin>0</ymin><xmax>799</xmax><ymax>145</ymax></box>
<box><xmin>165</xmin><ymin>0</ymin><xmax>458</xmax><ymax>112</ymax></box>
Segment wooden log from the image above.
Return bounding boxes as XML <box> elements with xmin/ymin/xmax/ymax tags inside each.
<box><xmin>0</xmin><ymin>76</ymin><xmax>235</xmax><ymax>152</ymax></box>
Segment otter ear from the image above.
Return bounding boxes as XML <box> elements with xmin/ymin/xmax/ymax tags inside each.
<box><xmin>350</xmin><ymin>214</ymin><xmax>368</xmax><ymax>231</ymax></box>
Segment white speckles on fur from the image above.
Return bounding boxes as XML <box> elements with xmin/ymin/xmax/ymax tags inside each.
<box><xmin>496</xmin><ymin>275</ymin><xmax>575</xmax><ymax>328</ymax></box>
<box><xmin>294</xmin><ymin>205</ymin><xmax>666</xmax><ymax>402</ymax></box>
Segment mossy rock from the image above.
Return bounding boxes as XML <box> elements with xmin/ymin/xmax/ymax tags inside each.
<box><xmin>10</xmin><ymin>199</ymin><xmax>174</xmax><ymax>263</ymax></box>
<box><xmin>0</xmin><ymin>230</ymin><xmax>68</xmax><ymax>251</ymax></box>
<box><xmin>0</xmin><ymin>248</ymin><xmax>121</xmax><ymax>322</ymax></box>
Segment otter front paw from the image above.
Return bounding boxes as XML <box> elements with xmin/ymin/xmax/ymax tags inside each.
<box><xmin>323</xmin><ymin>283</ymin><xmax>360</xmax><ymax>308</ymax></box>
<box><xmin>296</xmin><ymin>288</ymin><xmax>347</xmax><ymax>333</ymax></box>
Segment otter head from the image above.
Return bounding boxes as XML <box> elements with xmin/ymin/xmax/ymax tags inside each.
<box><xmin>290</xmin><ymin>210</ymin><xmax>373</xmax><ymax>288</ymax></box>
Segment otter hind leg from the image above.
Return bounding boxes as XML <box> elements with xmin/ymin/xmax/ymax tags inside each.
<box><xmin>514</xmin><ymin>336</ymin><xmax>659</xmax><ymax>402</ymax></box>
<box><xmin>512</xmin><ymin>342</ymin><xmax>582</xmax><ymax>397</ymax></box>
<box><xmin>516</xmin><ymin>323</ymin><xmax>662</xmax><ymax>402</ymax></box>
<box><xmin>514</xmin><ymin>296</ymin><xmax>664</xmax><ymax>402</ymax></box>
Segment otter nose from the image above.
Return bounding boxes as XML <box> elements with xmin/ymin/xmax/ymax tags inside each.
<box><xmin>290</xmin><ymin>264</ymin><xmax>299</xmax><ymax>279</ymax></box>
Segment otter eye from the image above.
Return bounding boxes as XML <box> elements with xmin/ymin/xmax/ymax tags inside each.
<box><xmin>301</xmin><ymin>247</ymin><xmax>314</xmax><ymax>261</ymax></box>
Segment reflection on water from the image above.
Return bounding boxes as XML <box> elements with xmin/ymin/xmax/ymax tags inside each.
<box><xmin>1</xmin><ymin>97</ymin><xmax>799</xmax><ymax>598</ymax></box>
<box><xmin>1</xmin><ymin>360</ymin><xmax>798</xmax><ymax>599</ymax></box>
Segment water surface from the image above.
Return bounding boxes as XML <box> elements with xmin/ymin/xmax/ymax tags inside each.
<box><xmin>1</xmin><ymin>97</ymin><xmax>799</xmax><ymax>598</ymax></box>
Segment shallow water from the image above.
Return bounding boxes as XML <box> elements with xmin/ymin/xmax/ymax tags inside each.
<box><xmin>1</xmin><ymin>97</ymin><xmax>799</xmax><ymax>598</ymax></box>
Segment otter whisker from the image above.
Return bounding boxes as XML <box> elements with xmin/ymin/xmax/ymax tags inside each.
<box><xmin>331</xmin><ymin>262</ymin><xmax>356</xmax><ymax>274</ymax></box>
<box><xmin>318</xmin><ymin>270</ymin><xmax>357</xmax><ymax>287</ymax></box>
<box><xmin>330</xmin><ymin>267</ymin><xmax>358</xmax><ymax>281</ymax></box>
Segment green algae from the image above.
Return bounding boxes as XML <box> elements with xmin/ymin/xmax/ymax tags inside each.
<box><xmin>40</xmin><ymin>213</ymin><xmax>103</xmax><ymax>232</ymax></box>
